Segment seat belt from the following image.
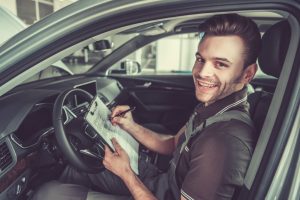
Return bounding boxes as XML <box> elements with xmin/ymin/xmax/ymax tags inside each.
<box><xmin>169</xmin><ymin>109</ymin><xmax>254</xmax><ymax>199</ymax></box>
<box><xmin>180</xmin><ymin>110</ymin><xmax>253</xmax><ymax>153</ymax></box>
<box><xmin>205</xmin><ymin>110</ymin><xmax>253</xmax><ymax>128</ymax></box>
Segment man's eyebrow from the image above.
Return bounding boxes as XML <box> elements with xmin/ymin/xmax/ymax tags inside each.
<box><xmin>213</xmin><ymin>57</ymin><xmax>232</xmax><ymax>64</ymax></box>
<box><xmin>195</xmin><ymin>53</ymin><xmax>232</xmax><ymax>64</ymax></box>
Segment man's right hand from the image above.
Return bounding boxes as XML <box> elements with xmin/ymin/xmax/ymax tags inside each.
<box><xmin>111</xmin><ymin>105</ymin><xmax>182</xmax><ymax>155</ymax></box>
<box><xmin>111</xmin><ymin>105</ymin><xmax>136</xmax><ymax>132</ymax></box>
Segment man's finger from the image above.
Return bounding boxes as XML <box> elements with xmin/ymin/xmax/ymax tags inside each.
<box><xmin>111</xmin><ymin>138</ymin><xmax>123</xmax><ymax>154</ymax></box>
<box><xmin>111</xmin><ymin>116</ymin><xmax>126</xmax><ymax>125</ymax></box>
<box><xmin>111</xmin><ymin>105</ymin><xmax>130</xmax><ymax>118</ymax></box>
<box><xmin>104</xmin><ymin>145</ymin><xmax>113</xmax><ymax>158</ymax></box>
<box><xmin>111</xmin><ymin>116</ymin><xmax>120</xmax><ymax>124</ymax></box>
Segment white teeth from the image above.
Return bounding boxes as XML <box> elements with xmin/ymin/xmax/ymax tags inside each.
<box><xmin>198</xmin><ymin>81</ymin><xmax>217</xmax><ymax>88</ymax></box>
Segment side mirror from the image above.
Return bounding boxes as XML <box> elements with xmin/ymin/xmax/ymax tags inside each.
<box><xmin>93</xmin><ymin>40</ymin><xmax>112</xmax><ymax>51</ymax></box>
<box><xmin>120</xmin><ymin>60</ymin><xmax>141</xmax><ymax>74</ymax></box>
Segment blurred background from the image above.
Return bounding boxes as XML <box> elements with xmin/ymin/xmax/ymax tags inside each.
<box><xmin>0</xmin><ymin>0</ymin><xmax>76</xmax><ymax>25</ymax></box>
<box><xmin>0</xmin><ymin>0</ymin><xmax>200</xmax><ymax>76</ymax></box>
<box><xmin>0</xmin><ymin>0</ymin><xmax>265</xmax><ymax>77</ymax></box>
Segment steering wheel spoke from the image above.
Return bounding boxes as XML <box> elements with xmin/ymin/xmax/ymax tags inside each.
<box><xmin>63</xmin><ymin>105</ymin><xmax>78</xmax><ymax>125</ymax></box>
<box><xmin>79</xmin><ymin>148</ymin><xmax>103</xmax><ymax>160</ymax></box>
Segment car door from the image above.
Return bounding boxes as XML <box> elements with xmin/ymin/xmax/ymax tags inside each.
<box><xmin>110</xmin><ymin>74</ymin><xmax>197</xmax><ymax>134</ymax></box>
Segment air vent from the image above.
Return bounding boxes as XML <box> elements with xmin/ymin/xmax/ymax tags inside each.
<box><xmin>0</xmin><ymin>142</ymin><xmax>13</xmax><ymax>173</ymax></box>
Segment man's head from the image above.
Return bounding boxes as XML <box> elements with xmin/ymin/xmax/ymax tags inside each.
<box><xmin>192</xmin><ymin>13</ymin><xmax>261</xmax><ymax>105</ymax></box>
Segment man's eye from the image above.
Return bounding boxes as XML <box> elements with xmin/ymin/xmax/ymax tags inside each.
<box><xmin>196</xmin><ymin>57</ymin><xmax>205</xmax><ymax>63</ymax></box>
<box><xmin>215</xmin><ymin>62</ymin><xmax>228</xmax><ymax>68</ymax></box>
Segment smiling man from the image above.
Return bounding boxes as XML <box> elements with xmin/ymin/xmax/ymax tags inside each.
<box><xmin>194</xmin><ymin>36</ymin><xmax>246</xmax><ymax>105</ymax></box>
<box><xmin>102</xmin><ymin>14</ymin><xmax>260</xmax><ymax>200</ymax></box>
<box><xmin>33</xmin><ymin>13</ymin><xmax>261</xmax><ymax>200</ymax></box>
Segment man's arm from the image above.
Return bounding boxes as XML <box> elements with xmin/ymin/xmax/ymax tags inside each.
<box><xmin>111</xmin><ymin>105</ymin><xmax>185</xmax><ymax>155</ymax></box>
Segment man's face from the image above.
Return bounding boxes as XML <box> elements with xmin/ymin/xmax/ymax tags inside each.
<box><xmin>192</xmin><ymin>35</ymin><xmax>249</xmax><ymax>105</ymax></box>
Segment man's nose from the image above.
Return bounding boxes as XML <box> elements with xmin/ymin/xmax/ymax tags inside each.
<box><xmin>198</xmin><ymin>62</ymin><xmax>214</xmax><ymax>77</ymax></box>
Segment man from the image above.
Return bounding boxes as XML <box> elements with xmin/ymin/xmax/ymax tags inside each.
<box><xmin>33</xmin><ymin>13</ymin><xmax>261</xmax><ymax>200</ymax></box>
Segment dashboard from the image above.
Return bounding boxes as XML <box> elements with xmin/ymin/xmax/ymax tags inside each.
<box><xmin>0</xmin><ymin>75</ymin><xmax>125</xmax><ymax>200</ymax></box>
<box><xmin>12</xmin><ymin>103</ymin><xmax>53</xmax><ymax>147</ymax></box>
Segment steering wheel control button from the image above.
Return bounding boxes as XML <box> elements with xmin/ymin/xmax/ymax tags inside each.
<box><xmin>84</xmin><ymin>125</ymin><xmax>97</xmax><ymax>139</ymax></box>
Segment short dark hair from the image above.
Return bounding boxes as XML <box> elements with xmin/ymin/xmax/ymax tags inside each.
<box><xmin>200</xmin><ymin>13</ymin><xmax>261</xmax><ymax>68</ymax></box>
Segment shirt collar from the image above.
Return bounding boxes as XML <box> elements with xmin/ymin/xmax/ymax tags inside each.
<box><xmin>193</xmin><ymin>87</ymin><xmax>249</xmax><ymax>127</ymax></box>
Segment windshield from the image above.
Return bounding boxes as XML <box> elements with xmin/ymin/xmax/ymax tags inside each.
<box><xmin>23</xmin><ymin>32</ymin><xmax>136</xmax><ymax>83</ymax></box>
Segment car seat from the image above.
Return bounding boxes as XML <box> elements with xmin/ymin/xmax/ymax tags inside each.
<box><xmin>234</xmin><ymin>20</ymin><xmax>291</xmax><ymax>199</ymax></box>
<box><xmin>248</xmin><ymin>20</ymin><xmax>291</xmax><ymax>136</ymax></box>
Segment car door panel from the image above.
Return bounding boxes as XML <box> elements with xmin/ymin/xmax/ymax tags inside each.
<box><xmin>109</xmin><ymin>74</ymin><xmax>198</xmax><ymax>134</ymax></box>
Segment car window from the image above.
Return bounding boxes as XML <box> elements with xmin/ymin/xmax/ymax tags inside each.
<box><xmin>23</xmin><ymin>31</ymin><xmax>268</xmax><ymax>84</ymax></box>
<box><xmin>108</xmin><ymin>33</ymin><xmax>268</xmax><ymax>77</ymax></box>
<box><xmin>22</xmin><ymin>33</ymin><xmax>200</xmax><ymax>83</ymax></box>
<box><xmin>110</xmin><ymin>33</ymin><xmax>199</xmax><ymax>75</ymax></box>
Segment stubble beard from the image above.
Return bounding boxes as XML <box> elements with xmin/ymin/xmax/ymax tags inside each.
<box><xmin>194</xmin><ymin>72</ymin><xmax>244</xmax><ymax>106</ymax></box>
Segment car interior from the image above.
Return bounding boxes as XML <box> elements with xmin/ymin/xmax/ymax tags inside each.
<box><xmin>0</xmin><ymin>6</ymin><xmax>296</xmax><ymax>200</ymax></box>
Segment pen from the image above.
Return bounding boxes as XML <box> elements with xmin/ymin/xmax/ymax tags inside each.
<box><xmin>110</xmin><ymin>106</ymin><xmax>136</xmax><ymax>120</ymax></box>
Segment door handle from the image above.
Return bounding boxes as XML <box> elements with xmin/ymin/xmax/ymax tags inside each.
<box><xmin>143</xmin><ymin>82</ymin><xmax>152</xmax><ymax>87</ymax></box>
<box><xmin>136</xmin><ymin>82</ymin><xmax>152</xmax><ymax>88</ymax></box>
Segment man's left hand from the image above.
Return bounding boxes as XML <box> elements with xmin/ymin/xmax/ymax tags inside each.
<box><xmin>103</xmin><ymin>138</ymin><xmax>133</xmax><ymax>179</ymax></box>
<box><xmin>104</xmin><ymin>138</ymin><xmax>157</xmax><ymax>200</ymax></box>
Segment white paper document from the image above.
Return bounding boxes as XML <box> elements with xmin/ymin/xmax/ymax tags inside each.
<box><xmin>84</xmin><ymin>96</ymin><xmax>139</xmax><ymax>174</ymax></box>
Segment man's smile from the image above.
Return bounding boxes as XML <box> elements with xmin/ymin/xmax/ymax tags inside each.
<box><xmin>195</xmin><ymin>78</ymin><xmax>219</xmax><ymax>92</ymax></box>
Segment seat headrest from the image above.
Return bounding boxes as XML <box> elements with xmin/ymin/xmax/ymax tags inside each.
<box><xmin>258</xmin><ymin>20</ymin><xmax>291</xmax><ymax>78</ymax></box>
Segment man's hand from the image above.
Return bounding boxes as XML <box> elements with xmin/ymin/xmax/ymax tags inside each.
<box><xmin>111</xmin><ymin>105</ymin><xmax>136</xmax><ymax>132</ymax></box>
<box><xmin>103</xmin><ymin>138</ymin><xmax>133</xmax><ymax>179</ymax></box>
<box><xmin>103</xmin><ymin>139</ymin><xmax>157</xmax><ymax>200</ymax></box>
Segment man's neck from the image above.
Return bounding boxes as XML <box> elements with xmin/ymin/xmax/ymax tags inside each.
<box><xmin>204</xmin><ymin>101</ymin><xmax>214</xmax><ymax>107</ymax></box>
<box><xmin>203</xmin><ymin>86</ymin><xmax>245</xmax><ymax>107</ymax></box>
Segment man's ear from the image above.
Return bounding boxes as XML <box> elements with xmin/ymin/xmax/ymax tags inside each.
<box><xmin>242</xmin><ymin>63</ymin><xmax>257</xmax><ymax>84</ymax></box>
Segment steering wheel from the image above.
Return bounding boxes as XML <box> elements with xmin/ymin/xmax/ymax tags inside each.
<box><xmin>53</xmin><ymin>88</ymin><xmax>105</xmax><ymax>173</ymax></box>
